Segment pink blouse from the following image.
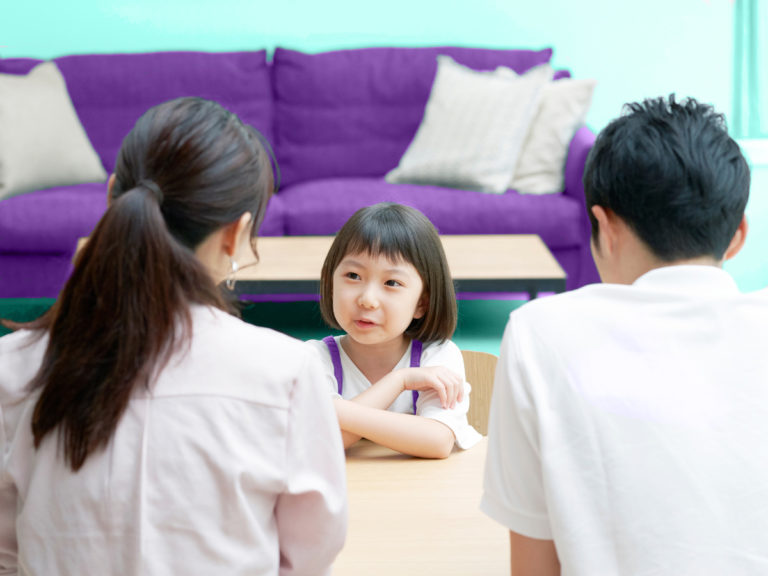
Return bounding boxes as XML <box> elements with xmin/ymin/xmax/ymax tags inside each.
<box><xmin>0</xmin><ymin>306</ymin><xmax>347</xmax><ymax>575</ymax></box>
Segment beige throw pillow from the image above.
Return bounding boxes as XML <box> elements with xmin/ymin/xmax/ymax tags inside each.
<box><xmin>0</xmin><ymin>61</ymin><xmax>107</xmax><ymax>201</ymax></box>
<box><xmin>503</xmin><ymin>72</ymin><xmax>596</xmax><ymax>195</ymax></box>
<box><xmin>386</xmin><ymin>56</ymin><xmax>551</xmax><ymax>194</ymax></box>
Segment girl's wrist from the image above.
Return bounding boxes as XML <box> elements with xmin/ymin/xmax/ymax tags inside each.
<box><xmin>399</xmin><ymin>367</ymin><xmax>415</xmax><ymax>392</ymax></box>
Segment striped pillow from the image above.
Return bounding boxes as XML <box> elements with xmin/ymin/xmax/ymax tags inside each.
<box><xmin>386</xmin><ymin>56</ymin><xmax>550</xmax><ymax>194</ymax></box>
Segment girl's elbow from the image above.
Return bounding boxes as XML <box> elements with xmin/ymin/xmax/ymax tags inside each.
<box><xmin>432</xmin><ymin>444</ymin><xmax>453</xmax><ymax>459</ymax></box>
<box><xmin>429</xmin><ymin>428</ymin><xmax>456</xmax><ymax>459</ymax></box>
<box><xmin>438</xmin><ymin>440</ymin><xmax>455</xmax><ymax>459</ymax></box>
<box><xmin>342</xmin><ymin>432</ymin><xmax>360</xmax><ymax>449</ymax></box>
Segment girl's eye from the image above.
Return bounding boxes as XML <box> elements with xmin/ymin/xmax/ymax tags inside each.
<box><xmin>345</xmin><ymin>272</ymin><xmax>361</xmax><ymax>280</ymax></box>
<box><xmin>385</xmin><ymin>279</ymin><xmax>402</xmax><ymax>287</ymax></box>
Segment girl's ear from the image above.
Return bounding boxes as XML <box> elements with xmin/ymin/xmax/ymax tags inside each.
<box><xmin>413</xmin><ymin>293</ymin><xmax>428</xmax><ymax>320</ymax></box>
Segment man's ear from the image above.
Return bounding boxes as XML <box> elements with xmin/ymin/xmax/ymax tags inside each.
<box><xmin>106</xmin><ymin>174</ymin><xmax>116</xmax><ymax>206</ymax></box>
<box><xmin>723</xmin><ymin>215</ymin><xmax>748</xmax><ymax>261</ymax></box>
<box><xmin>222</xmin><ymin>212</ymin><xmax>253</xmax><ymax>257</ymax></box>
<box><xmin>590</xmin><ymin>205</ymin><xmax>617</xmax><ymax>257</ymax></box>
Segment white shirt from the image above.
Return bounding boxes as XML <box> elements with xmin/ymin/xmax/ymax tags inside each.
<box><xmin>307</xmin><ymin>337</ymin><xmax>482</xmax><ymax>449</ymax></box>
<box><xmin>482</xmin><ymin>266</ymin><xmax>768</xmax><ymax>575</ymax></box>
<box><xmin>0</xmin><ymin>306</ymin><xmax>347</xmax><ymax>576</ymax></box>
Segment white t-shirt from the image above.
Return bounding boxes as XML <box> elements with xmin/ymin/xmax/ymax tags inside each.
<box><xmin>0</xmin><ymin>306</ymin><xmax>347</xmax><ymax>576</ymax></box>
<box><xmin>307</xmin><ymin>337</ymin><xmax>482</xmax><ymax>449</ymax></box>
<box><xmin>481</xmin><ymin>266</ymin><xmax>768</xmax><ymax>575</ymax></box>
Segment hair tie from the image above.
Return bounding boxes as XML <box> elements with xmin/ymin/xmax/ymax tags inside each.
<box><xmin>139</xmin><ymin>179</ymin><xmax>164</xmax><ymax>205</ymax></box>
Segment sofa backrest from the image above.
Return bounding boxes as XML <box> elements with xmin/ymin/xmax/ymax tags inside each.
<box><xmin>0</xmin><ymin>51</ymin><xmax>273</xmax><ymax>174</ymax></box>
<box><xmin>271</xmin><ymin>46</ymin><xmax>558</xmax><ymax>187</ymax></box>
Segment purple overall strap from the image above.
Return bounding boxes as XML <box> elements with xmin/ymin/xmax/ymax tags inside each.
<box><xmin>322</xmin><ymin>336</ymin><xmax>344</xmax><ymax>395</ymax></box>
<box><xmin>409</xmin><ymin>339</ymin><xmax>423</xmax><ymax>415</ymax></box>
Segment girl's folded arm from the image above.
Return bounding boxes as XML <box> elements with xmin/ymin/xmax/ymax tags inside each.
<box><xmin>334</xmin><ymin>398</ymin><xmax>455</xmax><ymax>459</ymax></box>
<box><xmin>333</xmin><ymin>374</ymin><xmax>408</xmax><ymax>449</ymax></box>
<box><xmin>348</xmin><ymin>366</ymin><xmax>463</xmax><ymax>411</ymax></box>
<box><xmin>344</xmin><ymin>370</ymin><xmax>407</xmax><ymax>411</ymax></box>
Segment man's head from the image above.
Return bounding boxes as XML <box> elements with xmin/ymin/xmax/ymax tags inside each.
<box><xmin>583</xmin><ymin>95</ymin><xmax>750</xmax><ymax>282</ymax></box>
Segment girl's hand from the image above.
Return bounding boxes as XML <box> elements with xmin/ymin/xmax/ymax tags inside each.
<box><xmin>399</xmin><ymin>366</ymin><xmax>464</xmax><ymax>410</ymax></box>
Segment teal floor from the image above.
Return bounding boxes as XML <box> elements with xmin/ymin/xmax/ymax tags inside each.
<box><xmin>0</xmin><ymin>298</ymin><xmax>524</xmax><ymax>355</ymax></box>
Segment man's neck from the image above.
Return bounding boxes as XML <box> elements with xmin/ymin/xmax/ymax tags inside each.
<box><xmin>621</xmin><ymin>255</ymin><xmax>722</xmax><ymax>285</ymax></box>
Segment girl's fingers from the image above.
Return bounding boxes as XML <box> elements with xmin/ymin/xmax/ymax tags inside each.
<box><xmin>406</xmin><ymin>367</ymin><xmax>468</xmax><ymax>409</ymax></box>
<box><xmin>436</xmin><ymin>382</ymin><xmax>447</xmax><ymax>408</ymax></box>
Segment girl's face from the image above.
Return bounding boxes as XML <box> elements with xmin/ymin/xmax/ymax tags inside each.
<box><xmin>332</xmin><ymin>251</ymin><xmax>426</xmax><ymax>347</ymax></box>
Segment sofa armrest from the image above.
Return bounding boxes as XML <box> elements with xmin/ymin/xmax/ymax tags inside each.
<box><xmin>563</xmin><ymin>125</ymin><xmax>601</xmax><ymax>288</ymax></box>
<box><xmin>563</xmin><ymin>125</ymin><xmax>596</xmax><ymax>203</ymax></box>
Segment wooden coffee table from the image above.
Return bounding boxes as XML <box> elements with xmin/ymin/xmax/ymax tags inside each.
<box><xmin>236</xmin><ymin>234</ymin><xmax>565</xmax><ymax>299</ymax></box>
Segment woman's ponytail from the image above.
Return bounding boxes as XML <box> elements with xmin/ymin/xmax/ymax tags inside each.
<box><xmin>30</xmin><ymin>183</ymin><xmax>224</xmax><ymax>470</ymax></box>
<box><xmin>15</xmin><ymin>97</ymin><xmax>274</xmax><ymax>471</ymax></box>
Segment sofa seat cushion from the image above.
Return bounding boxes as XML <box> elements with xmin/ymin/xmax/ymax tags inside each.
<box><xmin>0</xmin><ymin>184</ymin><xmax>286</xmax><ymax>255</ymax></box>
<box><xmin>278</xmin><ymin>178</ymin><xmax>584</xmax><ymax>249</ymax></box>
<box><xmin>0</xmin><ymin>182</ymin><xmax>107</xmax><ymax>253</ymax></box>
<box><xmin>272</xmin><ymin>47</ymin><xmax>555</xmax><ymax>187</ymax></box>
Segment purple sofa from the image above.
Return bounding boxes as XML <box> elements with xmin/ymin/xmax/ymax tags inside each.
<box><xmin>0</xmin><ymin>48</ymin><xmax>599</xmax><ymax>298</ymax></box>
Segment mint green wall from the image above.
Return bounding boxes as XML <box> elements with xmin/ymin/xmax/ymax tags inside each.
<box><xmin>3</xmin><ymin>0</ymin><xmax>735</xmax><ymax>131</ymax></box>
<box><xmin>4</xmin><ymin>0</ymin><xmax>765</xmax><ymax>290</ymax></box>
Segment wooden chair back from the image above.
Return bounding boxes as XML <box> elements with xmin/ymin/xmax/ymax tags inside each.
<box><xmin>461</xmin><ymin>350</ymin><xmax>499</xmax><ymax>436</ymax></box>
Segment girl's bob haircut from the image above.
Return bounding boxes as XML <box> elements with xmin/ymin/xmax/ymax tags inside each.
<box><xmin>320</xmin><ymin>202</ymin><xmax>457</xmax><ymax>343</ymax></box>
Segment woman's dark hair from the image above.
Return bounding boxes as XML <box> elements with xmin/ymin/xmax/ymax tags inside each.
<box><xmin>5</xmin><ymin>97</ymin><xmax>275</xmax><ymax>471</ymax></box>
<box><xmin>319</xmin><ymin>202</ymin><xmax>457</xmax><ymax>343</ymax></box>
<box><xmin>584</xmin><ymin>94</ymin><xmax>750</xmax><ymax>261</ymax></box>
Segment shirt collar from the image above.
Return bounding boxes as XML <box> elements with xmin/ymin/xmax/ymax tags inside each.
<box><xmin>632</xmin><ymin>265</ymin><xmax>739</xmax><ymax>296</ymax></box>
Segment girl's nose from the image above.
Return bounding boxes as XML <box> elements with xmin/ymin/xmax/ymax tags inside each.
<box><xmin>357</xmin><ymin>287</ymin><xmax>379</xmax><ymax>309</ymax></box>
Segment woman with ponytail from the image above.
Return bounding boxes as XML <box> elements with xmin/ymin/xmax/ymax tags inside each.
<box><xmin>0</xmin><ymin>97</ymin><xmax>347</xmax><ymax>575</ymax></box>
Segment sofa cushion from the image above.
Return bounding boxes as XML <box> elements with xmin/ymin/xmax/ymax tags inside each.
<box><xmin>508</xmin><ymin>77</ymin><xmax>596</xmax><ymax>195</ymax></box>
<box><xmin>54</xmin><ymin>51</ymin><xmax>274</xmax><ymax>174</ymax></box>
<box><xmin>386</xmin><ymin>57</ymin><xmax>551</xmax><ymax>194</ymax></box>
<box><xmin>0</xmin><ymin>182</ymin><xmax>107</xmax><ymax>253</ymax></box>
<box><xmin>0</xmin><ymin>183</ymin><xmax>286</xmax><ymax>255</ymax></box>
<box><xmin>272</xmin><ymin>46</ymin><xmax>554</xmax><ymax>187</ymax></box>
<box><xmin>0</xmin><ymin>51</ymin><xmax>273</xmax><ymax>175</ymax></box>
<box><xmin>277</xmin><ymin>178</ymin><xmax>584</xmax><ymax>249</ymax></box>
<box><xmin>0</xmin><ymin>62</ymin><xmax>108</xmax><ymax>201</ymax></box>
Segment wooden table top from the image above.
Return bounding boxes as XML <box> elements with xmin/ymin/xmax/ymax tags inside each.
<box><xmin>237</xmin><ymin>234</ymin><xmax>566</xmax><ymax>296</ymax></box>
<box><xmin>333</xmin><ymin>438</ymin><xmax>508</xmax><ymax>576</ymax></box>
<box><xmin>77</xmin><ymin>234</ymin><xmax>567</xmax><ymax>296</ymax></box>
<box><xmin>241</xmin><ymin>234</ymin><xmax>564</xmax><ymax>281</ymax></box>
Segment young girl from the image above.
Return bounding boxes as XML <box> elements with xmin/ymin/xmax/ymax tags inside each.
<box><xmin>309</xmin><ymin>202</ymin><xmax>482</xmax><ymax>458</ymax></box>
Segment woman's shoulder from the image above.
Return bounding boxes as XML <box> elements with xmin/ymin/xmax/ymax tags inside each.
<box><xmin>149</xmin><ymin>307</ymin><xmax>323</xmax><ymax>403</ymax></box>
<box><xmin>195</xmin><ymin>306</ymin><xmax>304</xmax><ymax>354</ymax></box>
<box><xmin>0</xmin><ymin>326</ymin><xmax>46</xmax><ymax>349</ymax></box>
<box><xmin>188</xmin><ymin>307</ymin><xmax>315</xmax><ymax>375</ymax></box>
<box><xmin>0</xmin><ymin>329</ymin><xmax>47</xmax><ymax>405</ymax></box>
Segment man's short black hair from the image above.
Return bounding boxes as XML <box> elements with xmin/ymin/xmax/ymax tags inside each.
<box><xmin>583</xmin><ymin>95</ymin><xmax>750</xmax><ymax>261</ymax></box>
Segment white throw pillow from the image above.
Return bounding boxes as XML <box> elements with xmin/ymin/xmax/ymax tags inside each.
<box><xmin>504</xmin><ymin>72</ymin><xmax>596</xmax><ymax>195</ymax></box>
<box><xmin>386</xmin><ymin>56</ymin><xmax>551</xmax><ymax>194</ymax></box>
<box><xmin>0</xmin><ymin>61</ymin><xmax>107</xmax><ymax>201</ymax></box>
